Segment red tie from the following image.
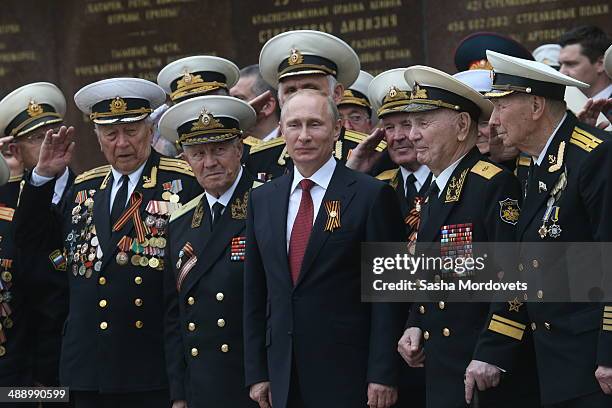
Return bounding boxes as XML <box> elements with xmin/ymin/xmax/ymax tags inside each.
<box><xmin>289</xmin><ymin>179</ymin><xmax>315</xmax><ymax>285</ymax></box>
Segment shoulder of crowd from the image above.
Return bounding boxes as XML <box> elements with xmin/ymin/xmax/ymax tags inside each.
<box><xmin>158</xmin><ymin>157</ymin><xmax>194</xmax><ymax>177</ymax></box>
<box><xmin>74</xmin><ymin>165</ymin><xmax>111</xmax><ymax>185</ymax></box>
<box><xmin>170</xmin><ymin>192</ymin><xmax>204</xmax><ymax>223</ymax></box>
<box><xmin>470</xmin><ymin>160</ymin><xmax>503</xmax><ymax>180</ymax></box>
<box><xmin>248</xmin><ymin>137</ymin><xmax>285</xmax><ymax>154</ymax></box>
<box><xmin>568</xmin><ymin>125</ymin><xmax>607</xmax><ymax>154</ymax></box>
<box><xmin>343</xmin><ymin>129</ymin><xmax>387</xmax><ymax>152</ymax></box>
<box><xmin>375</xmin><ymin>168</ymin><xmax>399</xmax><ymax>181</ymax></box>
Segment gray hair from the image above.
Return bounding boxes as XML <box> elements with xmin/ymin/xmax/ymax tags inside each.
<box><xmin>280</xmin><ymin>88</ymin><xmax>339</xmax><ymax>124</ymax></box>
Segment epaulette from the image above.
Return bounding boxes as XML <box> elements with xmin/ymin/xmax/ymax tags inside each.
<box><xmin>8</xmin><ymin>174</ymin><xmax>23</xmax><ymax>183</ymax></box>
<box><xmin>159</xmin><ymin>157</ymin><xmax>194</xmax><ymax>177</ymax></box>
<box><xmin>248</xmin><ymin>137</ymin><xmax>285</xmax><ymax>154</ymax></box>
<box><xmin>516</xmin><ymin>155</ymin><xmax>531</xmax><ymax>167</ymax></box>
<box><xmin>170</xmin><ymin>192</ymin><xmax>204</xmax><ymax>223</ymax></box>
<box><xmin>252</xmin><ymin>180</ymin><xmax>264</xmax><ymax>189</ymax></box>
<box><xmin>243</xmin><ymin>136</ymin><xmax>262</xmax><ymax>147</ymax></box>
<box><xmin>471</xmin><ymin>160</ymin><xmax>502</xmax><ymax>180</ymax></box>
<box><xmin>569</xmin><ymin>127</ymin><xmax>603</xmax><ymax>153</ymax></box>
<box><xmin>343</xmin><ymin>129</ymin><xmax>387</xmax><ymax>152</ymax></box>
<box><xmin>74</xmin><ymin>165</ymin><xmax>111</xmax><ymax>185</ymax></box>
<box><xmin>376</xmin><ymin>168</ymin><xmax>399</xmax><ymax>181</ymax></box>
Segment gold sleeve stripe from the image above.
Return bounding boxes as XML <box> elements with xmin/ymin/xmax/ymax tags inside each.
<box><xmin>8</xmin><ymin>174</ymin><xmax>23</xmax><ymax>183</ymax></box>
<box><xmin>488</xmin><ymin>320</ymin><xmax>524</xmax><ymax>340</ymax></box>
<box><xmin>491</xmin><ymin>314</ymin><xmax>526</xmax><ymax>330</ymax></box>
<box><xmin>603</xmin><ymin>318</ymin><xmax>612</xmax><ymax>325</ymax></box>
<box><xmin>603</xmin><ymin>324</ymin><xmax>612</xmax><ymax>332</ymax></box>
<box><xmin>605</xmin><ymin>306</ymin><xmax>612</xmax><ymax>312</ymax></box>
<box><xmin>517</xmin><ymin>156</ymin><xmax>531</xmax><ymax>167</ymax></box>
<box><xmin>604</xmin><ymin>312</ymin><xmax>612</xmax><ymax>318</ymax></box>
<box><xmin>170</xmin><ymin>193</ymin><xmax>204</xmax><ymax>223</ymax></box>
<box><xmin>248</xmin><ymin>137</ymin><xmax>285</xmax><ymax>154</ymax></box>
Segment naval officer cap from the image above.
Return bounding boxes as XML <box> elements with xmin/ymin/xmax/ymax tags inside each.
<box><xmin>74</xmin><ymin>77</ymin><xmax>166</xmax><ymax>125</ymax></box>
<box><xmin>368</xmin><ymin>68</ymin><xmax>412</xmax><ymax>119</ymax></box>
<box><xmin>259</xmin><ymin>30</ymin><xmax>360</xmax><ymax>89</ymax></box>
<box><xmin>454</xmin><ymin>31</ymin><xmax>533</xmax><ymax>72</ymax></box>
<box><xmin>605</xmin><ymin>44</ymin><xmax>612</xmax><ymax>79</ymax></box>
<box><xmin>0</xmin><ymin>82</ymin><xmax>65</xmax><ymax>138</ymax></box>
<box><xmin>532</xmin><ymin>44</ymin><xmax>561</xmax><ymax>69</ymax></box>
<box><xmin>158</xmin><ymin>95</ymin><xmax>256</xmax><ymax>148</ymax></box>
<box><xmin>453</xmin><ymin>69</ymin><xmax>493</xmax><ymax>94</ymax></box>
<box><xmin>338</xmin><ymin>70</ymin><xmax>374</xmax><ymax>114</ymax></box>
<box><xmin>485</xmin><ymin>50</ymin><xmax>588</xmax><ymax>100</ymax></box>
<box><xmin>0</xmin><ymin>155</ymin><xmax>9</xmax><ymax>187</ymax></box>
<box><xmin>157</xmin><ymin>56</ymin><xmax>240</xmax><ymax>103</ymax></box>
<box><xmin>404</xmin><ymin>65</ymin><xmax>493</xmax><ymax>120</ymax></box>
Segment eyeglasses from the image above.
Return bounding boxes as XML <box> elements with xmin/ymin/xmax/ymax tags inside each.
<box><xmin>339</xmin><ymin>114</ymin><xmax>368</xmax><ymax>125</ymax></box>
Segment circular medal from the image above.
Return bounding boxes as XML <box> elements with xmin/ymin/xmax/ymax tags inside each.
<box><xmin>139</xmin><ymin>256</ymin><xmax>149</xmax><ymax>267</ymax></box>
<box><xmin>94</xmin><ymin>261</ymin><xmax>102</xmax><ymax>271</ymax></box>
<box><xmin>71</xmin><ymin>205</ymin><xmax>81</xmax><ymax>216</ymax></box>
<box><xmin>156</xmin><ymin>259</ymin><xmax>164</xmax><ymax>269</ymax></box>
<box><xmin>88</xmin><ymin>253</ymin><xmax>96</xmax><ymax>262</ymax></box>
<box><xmin>140</xmin><ymin>238</ymin><xmax>149</xmax><ymax>247</ymax></box>
<box><xmin>157</xmin><ymin>237</ymin><xmax>167</xmax><ymax>249</ymax></box>
<box><xmin>131</xmin><ymin>254</ymin><xmax>141</xmax><ymax>266</ymax></box>
<box><xmin>84</xmin><ymin>198</ymin><xmax>94</xmax><ymax>208</ymax></box>
<box><xmin>149</xmin><ymin>237</ymin><xmax>158</xmax><ymax>248</ymax></box>
<box><xmin>1</xmin><ymin>271</ymin><xmax>12</xmax><ymax>282</ymax></box>
<box><xmin>145</xmin><ymin>215</ymin><xmax>156</xmax><ymax>227</ymax></box>
<box><xmin>78</xmin><ymin>265</ymin><xmax>86</xmax><ymax>276</ymax></box>
<box><xmin>91</xmin><ymin>236</ymin><xmax>99</xmax><ymax>247</ymax></box>
<box><xmin>81</xmin><ymin>243</ymin><xmax>89</xmax><ymax>254</ymax></box>
<box><xmin>155</xmin><ymin>217</ymin><xmax>167</xmax><ymax>229</ymax></box>
<box><xmin>169</xmin><ymin>194</ymin><xmax>180</xmax><ymax>203</ymax></box>
<box><xmin>148</xmin><ymin>257</ymin><xmax>160</xmax><ymax>268</ymax></box>
<box><xmin>162</xmin><ymin>191</ymin><xmax>172</xmax><ymax>201</ymax></box>
<box><xmin>116</xmin><ymin>251</ymin><xmax>129</xmax><ymax>266</ymax></box>
<box><xmin>4</xmin><ymin>318</ymin><xmax>13</xmax><ymax>329</ymax></box>
<box><xmin>85</xmin><ymin>268</ymin><xmax>93</xmax><ymax>278</ymax></box>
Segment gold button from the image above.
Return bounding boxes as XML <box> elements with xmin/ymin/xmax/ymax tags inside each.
<box><xmin>99</xmin><ymin>299</ymin><xmax>107</xmax><ymax>308</ymax></box>
<box><xmin>217</xmin><ymin>318</ymin><xmax>226</xmax><ymax>328</ymax></box>
<box><xmin>423</xmin><ymin>331</ymin><xmax>430</xmax><ymax>340</ymax></box>
<box><xmin>100</xmin><ymin>322</ymin><xmax>108</xmax><ymax>330</ymax></box>
<box><xmin>135</xmin><ymin>320</ymin><xmax>143</xmax><ymax>329</ymax></box>
<box><xmin>531</xmin><ymin>322</ymin><xmax>537</xmax><ymax>331</ymax></box>
<box><xmin>418</xmin><ymin>305</ymin><xmax>425</xmax><ymax>314</ymax></box>
<box><xmin>537</xmin><ymin>290</ymin><xmax>543</xmax><ymax>299</ymax></box>
<box><xmin>0</xmin><ymin>345</ymin><xmax>5</xmax><ymax>356</ymax></box>
<box><xmin>442</xmin><ymin>328</ymin><xmax>450</xmax><ymax>337</ymax></box>
<box><xmin>188</xmin><ymin>322</ymin><xmax>196</xmax><ymax>331</ymax></box>
<box><xmin>134</xmin><ymin>276</ymin><xmax>142</xmax><ymax>285</ymax></box>
<box><xmin>187</xmin><ymin>296</ymin><xmax>195</xmax><ymax>305</ymax></box>
<box><xmin>518</xmin><ymin>263</ymin><xmax>524</xmax><ymax>271</ymax></box>
<box><xmin>221</xmin><ymin>344</ymin><xmax>229</xmax><ymax>353</ymax></box>
<box><xmin>134</xmin><ymin>298</ymin><xmax>143</xmax><ymax>307</ymax></box>
<box><xmin>544</xmin><ymin>322</ymin><xmax>551</xmax><ymax>330</ymax></box>
<box><xmin>216</xmin><ymin>293</ymin><xmax>224</xmax><ymax>302</ymax></box>
<box><xmin>191</xmin><ymin>348</ymin><xmax>198</xmax><ymax>357</ymax></box>
<box><xmin>532</xmin><ymin>259</ymin><xmax>539</xmax><ymax>268</ymax></box>
<box><xmin>98</xmin><ymin>277</ymin><xmax>106</xmax><ymax>285</ymax></box>
<box><xmin>438</xmin><ymin>301</ymin><xmax>445</xmax><ymax>310</ymax></box>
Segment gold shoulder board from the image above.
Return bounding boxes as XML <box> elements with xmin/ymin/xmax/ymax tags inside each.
<box><xmin>517</xmin><ymin>156</ymin><xmax>531</xmax><ymax>167</ymax></box>
<box><xmin>471</xmin><ymin>160</ymin><xmax>502</xmax><ymax>180</ymax></box>
<box><xmin>74</xmin><ymin>165</ymin><xmax>111</xmax><ymax>184</ymax></box>
<box><xmin>569</xmin><ymin>127</ymin><xmax>603</xmax><ymax>153</ymax></box>
<box><xmin>248</xmin><ymin>137</ymin><xmax>285</xmax><ymax>154</ymax></box>
<box><xmin>376</xmin><ymin>168</ymin><xmax>399</xmax><ymax>181</ymax></box>
<box><xmin>170</xmin><ymin>193</ymin><xmax>204</xmax><ymax>223</ymax></box>
<box><xmin>8</xmin><ymin>174</ymin><xmax>23</xmax><ymax>183</ymax></box>
<box><xmin>243</xmin><ymin>136</ymin><xmax>262</xmax><ymax>147</ymax></box>
<box><xmin>159</xmin><ymin>157</ymin><xmax>194</xmax><ymax>177</ymax></box>
<box><xmin>343</xmin><ymin>129</ymin><xmax>387</xmax><ymax>152</ymax></box>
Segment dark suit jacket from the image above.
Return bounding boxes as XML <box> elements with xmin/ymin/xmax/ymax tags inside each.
<box><xmin>244</xmin><ymin>161</ymin><xmax>406</xmax><ymax>408</ymax></box>
<box><xmin>14</xmin><ymin>151</ymin><xmax>201</xmax><ymax>393</ymax></box>
<box><xmin>408</xmin><ymin>147</ymin><xmax>540</xmax><ymax>408</ymax></box>
<box><xmin>475</xmin><ymin>113</ymin><xmax>612</xmax><ymax>405</ymax></box>
<box><xmin>165</xmin><ymin>171</ymin><xmax>257</xmax><ymax>407</ymax></box>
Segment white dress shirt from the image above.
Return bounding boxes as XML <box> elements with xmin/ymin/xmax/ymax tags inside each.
<box><xmin>204</xmin><ymin>167</ymin><xmax>243</xmax><ymax>221</ymax></box>
<box><xmin>108</xmin><ymin>162</ymin><xmax>146</xmax><ymax>212</ymax></box>
<box><xmin>431</xmin><ymin>154</ymin><xmax>468</xmax><ymax>198</ymax></box>
<box><xmin>592</xmin><ymin>83</ymin><xmax>612</xmax><ymax>101</ymax></box>
<box><xmin>286</xmin><ymin>156</ymin><xmax>336</xmax><ymax>251</ymax></box>
<box><xmin>400</xmin><ymin>165</ymin><xmax>430</xmax><ymax>194</ymax></box>
<box><xmin>534</xmin><ymin>112</ymin><xmax>567</xmax><ymax>166</ymax></box>
<box><xmin>262</xmin><ymin>126</ymin><xmax>280</xmax><ymax>142</ymax></box>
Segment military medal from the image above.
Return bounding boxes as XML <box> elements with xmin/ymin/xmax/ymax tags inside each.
<box><xmin>145</xmin><ymin>215</ymin><xmax>156</xmax><ymax>227</ymax></box>
<box><xmin>230</xmin><ymin>237</ymin><xmax>246</xmax><ymax>261</ymax></box>
<box><xmin>94</xmin><ymin>261</ymin><xmax>102</xmax><ymax>271</ymax></box>
<box><xmin>72</xmin><ymin>205</ymin><xmax>81</xmax><ymax>216</ymax></box>
<box><xmin>78</xmin><ymin>265</ymin><xmax>86</xmax><ymax>276</ymax></box>
<box><xmin>91</xmin><ymin>236</ymin><xmax>99</xmax><ymax>247</ymax></box>
<box><xmin>548</xmin><ymin>207</ymin><xmax>562</xmax><ymax>238</ymax></box>
<box><xmin>85</xmin><ymin>268</ymin><xmax>93</xmax><ymax>279</ymax></box>
<box><xmin>323</xmin><ymin>200</ymin><xmax>341</xmax><ymax>232</ymax></box>
<box><xmin>116</xmin><ymin>236</ymin><xmax>131</xmax><ymax>266</ymax></box>
<box><xmin>148</xmin><ymin>257</ymin><xmax>160</xmax><ymax>268</ymax></box>
<box><xmin>116</xmin><ymin>252</ymin><xmax>129</xmax><ymax>266</ymax></box>
<box><xmin>139</xmin><ymin>256</ymin><xmax>149</xmax><ymax>267</ymax></box>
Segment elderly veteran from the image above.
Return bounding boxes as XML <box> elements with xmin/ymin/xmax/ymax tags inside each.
<box><xmin>337</xmin><ymin>70</ymin><xmax>375</xmax><ymax>134</ymax></box>
<box><xmin>396</xmin><ymin>66</ymin><xmax>540</xmax><ymax>408</ymax></box>
<box><xmin>13</xmin><ymin>77</ymin><xmax>201</xmax><ymax>408</ymax></box>
<box><xmin>159</xmin><ymin>95</ymin><xmax>259</xmax><ymax>408</ymax></box>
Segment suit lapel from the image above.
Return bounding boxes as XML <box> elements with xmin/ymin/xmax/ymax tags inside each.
<box><xmin>517</xmin><ymin>114</ymin><xmax>575</xmax><ymax>239</ymax></box>
<box><xmin>267</xmin><ymin>173</ymin><xmax>292</xmax><ymax>286</ymax></box>
<box><xmin>296</xmin><ymin>163</ymin><xmax>357</xmax><ymax>287</ymax></box>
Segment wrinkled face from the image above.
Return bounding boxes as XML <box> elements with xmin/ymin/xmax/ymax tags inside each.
<box><xmin>381</xmin><ymin>112</ymin><xmax>418</xmax><ymax>167</ymax></box>
<box><xmin>15</xmin><ymin>123</ymin><xmax>58</xmax><ymax>170</ymax></box>
<box><xmin>182</xmin><ymin>139</ymin><xmax>242</xmax><ymax>197</ymax></box>
<box><xmin>406</xmin><ymin>109</ymin><xmax>461</xmax><ymax>172</ymax></box>
<box><xmin>230</xmin><ymin>76</ymin><xmax>257</xmax><ymax>102</ymax></box>
<box><xmin>559</xmin><ymin>44</ymin><xmax>600</xmax><ymax>87</ymax></box>
<box><xmin>96</xmin><ymin>121</ymin><xmax>153</xmax><ymax>174</ymax></box>
<box><xmin>278</xmin><ymin>74</ymin><xmax>331</xmax><ymax>107</ymax></box>
<box><xmin>488</xmin><ymin>94</ymin><xmax>534</xmax><ymax>151</ymax></box>
<box><xmin>338</xmin><ymin>105</ymin><xmax>372</xmax><ymax>133</ymax></box>
<box><xmin>476</xmin><ymin>119</ymin><xmax>491</xmax><ymax>155</ymax></box>
<box><xmin>281</xmin><ymin>93</ymin><xmax>340</xmax><ymax>173</ymax></box>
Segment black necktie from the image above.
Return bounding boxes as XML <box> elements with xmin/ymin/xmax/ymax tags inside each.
<box><xmin>110</xmin><ymin>175</ymin><xmax>129</xmax><ymax>228</ymax></box>
<box><xmin>421</xmin><ymin>182</ymin><xmax>440</xmax><ymax>228</ymax></box>
<box><xmin>405</xmin><ymin>174</ymin><xmax>418</xmax><ymax>208</ymax></box>
<box><xmin>211</xmin><ymin>202</ymin><xmax>224</xmax><ymax>231</ymax></box>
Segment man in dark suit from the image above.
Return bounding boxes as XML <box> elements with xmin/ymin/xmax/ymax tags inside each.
<box><xmin>244</xmin><ymin>89</ymin><xmax>405</xmax><ymax>408</ymax></box>
<box><xmin>0</xmin><ymin>82</ymin><xmax>73</xmax><ymax>403</ymax></box>
<box><xmin>159</xmin><ymin>95</ymin><xmax>259</xmax><ymax>408</ymax></box>
<box><xmin>396</xmin><ymin>66</ymin><xmax>540</xmax><ymax>408</ymax></box>
<box><xmin>13</xmin><ymin>78</ymin><xmax>201</xmax><ymax>408</ymax></box>
<box><xmin>470</xmin><ymin>50</ymin><xmax>612</xmax><ymax>407</ymax></box>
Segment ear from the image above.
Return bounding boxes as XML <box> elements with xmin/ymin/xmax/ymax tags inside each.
<box><xmin>332</xmin><ymin>119</ymin><xmax>342</xmax><ymax>141</ymax></box>
<box><xmin>260</xmin><ymin>94</ymin><xmax>277</xmax><ymax>118</ymax></box>
<box><xmin>594</xmin><ymin>55</ymin><xmax>605</xmax><ymax>74</ymax></box>
<box><xmin>332</xmin><ymin>83</ymin><xmax>344</xmax><ymax>104</ymax></box>
<box><xmin>8</xmin><ymin>142</ymin><xmax>21</xmax><ymax>161</ymax></box>
<box><xmin>456</xmin><ymin>112</ymin><xmax>471</xmax><ymax>142</ymax></box>
<box><xmin>531</xmin><ymin>95</ymin><xmax>546</xmax><ymax>121</ymax></box>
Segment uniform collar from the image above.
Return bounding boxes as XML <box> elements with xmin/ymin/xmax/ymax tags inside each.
<box><xmin>110</xmin><ymin>160</ymin><xmax>146</xmax><ymax>188</ymax></box>
<box><xmin>534</xmin><ymin>112</ymin><xmax>567</xmax><ymax>166</ymax></box>
<box><xmin>432</xmin><ymin>153</ymin><xmax>467</xmax><ymax>197</ymax></box>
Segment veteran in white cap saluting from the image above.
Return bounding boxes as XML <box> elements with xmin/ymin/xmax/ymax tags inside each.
<box><xmin>160</xmin><ymin>95</ymin><xmax>259</xmax><ymax>408</ymax></box>
<box><xmin>14</xmin><ymin>77</ymin><xmax>201</xmax><ymax>407</ymax></box>
<box><xmin>469</xmin><ymin>50</ymin><xmax>612</xmax><ymax>407</ymax></box>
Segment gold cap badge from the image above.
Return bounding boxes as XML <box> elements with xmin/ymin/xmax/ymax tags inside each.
<box><xmin>27</xmin><ymin>99</ymin><xmax>43</xmax><ymax>117</ymax></box>
<box><xmin>288</xmin><ymin>48</ymin><xmax>304</xmax><ymax>66</ymax></box>
<box><xmin>109</xmin><ymin>97</ymin><xmax>128</xmax><ymax>114</ymax></box>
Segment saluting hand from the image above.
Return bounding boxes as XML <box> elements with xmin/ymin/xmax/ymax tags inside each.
<box><xmin>35</xmin><ymin>126</ymin><xmax>75</xmax><ymax>178</ymax></box>
<box><xmin>464</xmin><ymin>359</ymin><xmax>501</xmax><ymax>404</ymax></box>
<box><xmin>249</xmin><ymin>90</ymin><xmax>274</xmax><ymax>117</ymax></box>
<box><xmin>397</xmin><ymin>327</ymin><xmax>425</xmax><ymax>368</ymax></box>
<box><xmin>577</xmin><ymin>98</ymin><xmax>612</xmax><ymax>130</ymax></box>
<box><xmin>596</xmin><ymin>365</ymin><xmax>612</xmax><ymax>395</ymax></box>
<box><xmin>249</xmin><ymin>381</ymin><xmax>272</xmax><ymax>408</ymax></box>
<box><xmin>345</xmin><ymin>127</ymin><xmax>385</xmax><ymax>173</ymax></box>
